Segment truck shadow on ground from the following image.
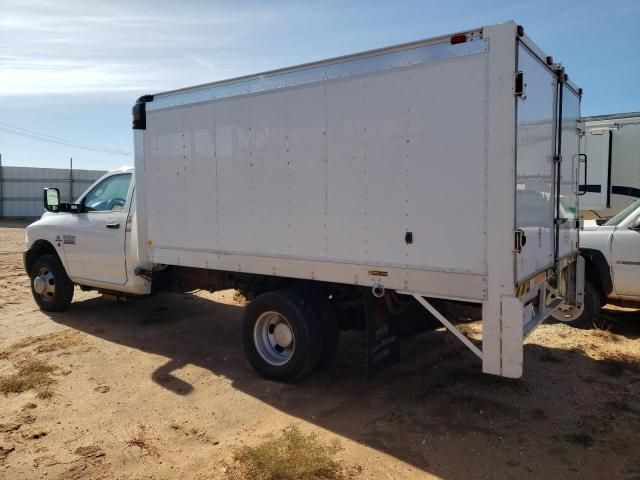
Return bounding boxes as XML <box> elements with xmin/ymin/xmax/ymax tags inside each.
<box><xmin>47</xmin><ymin>292</ymin><xmax>640</xmax><ymax>479</ymax></box>
<box><xmin>597</xmin><ymin>308</ymin><xmax>640</xmax><ymax>339</ymax></box>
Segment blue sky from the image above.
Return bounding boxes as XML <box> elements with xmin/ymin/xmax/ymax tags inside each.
<box><xmin>1</xmin><ymin>0</ymin><xmax>639</xmax><ymax>171</ymax></box>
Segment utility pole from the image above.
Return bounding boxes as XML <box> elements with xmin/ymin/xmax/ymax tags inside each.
<box><xmin>69</xmin><ymin>157</ymin><xmax>73</xmax><ymax>203</ymax></box>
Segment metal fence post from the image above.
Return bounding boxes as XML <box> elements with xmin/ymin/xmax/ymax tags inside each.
<box><xmin>0</xmin><ymin>153</ymin><xmax>4</xmax><ymax>218</ymax></box>
<box><xmin>69</xmin><ymin>157</ymin><xmax>73</xmax><ymax>203</ymax></box>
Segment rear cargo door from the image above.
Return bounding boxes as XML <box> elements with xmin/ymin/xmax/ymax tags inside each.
<box><xmin>515</xmin><ymin>44</ymin><xmax>556</xmax><ymax>281</ymax></box>
<box><xmin>557</xmin><ymin>86</ymin><xmax>580</xmax><ymax>259</ymax></box>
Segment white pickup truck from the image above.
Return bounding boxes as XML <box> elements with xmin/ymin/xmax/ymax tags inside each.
<box><xmin>553</xmin><ymin>199</ymin><xmax>640</xmax><ymax>327</ymax></box>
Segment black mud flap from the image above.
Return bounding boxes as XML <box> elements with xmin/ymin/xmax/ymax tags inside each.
<box><xmin>362</xmin><ymin>289</ymin><xmax>400</xmax><ymax>379</ymax></box>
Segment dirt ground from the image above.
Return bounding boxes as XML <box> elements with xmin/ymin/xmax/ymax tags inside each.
<box><xmin>1</xmin><ymin>219</ymin><xmax>640</xmax><ymax>480</ymax></box>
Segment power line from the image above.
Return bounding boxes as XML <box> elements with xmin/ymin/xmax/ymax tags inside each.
<box><xmin>0</xmin><ymin>125</ymin><xmax>132</xmax><ymax>156</ymax></box>
<box><xmin>0</xmin><ymin>121</ymin><xmax>132</xmax><ymax>156</ymax></box>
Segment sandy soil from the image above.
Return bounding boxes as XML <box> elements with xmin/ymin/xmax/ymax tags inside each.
<box><xmin>1</xmin><ymin>219</ymin><xmax>639</xmax><ymax>479</ymax></box>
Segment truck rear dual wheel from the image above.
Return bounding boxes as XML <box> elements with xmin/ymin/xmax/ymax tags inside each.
<box><xmin>29</xmin><ymin>254</ymin><xmax>74</xmax><ymax>312</ymax></box>
<box><xmin>242</xmin><ymin>289</ymin><xmax>324</xmax><ymax>382</ymax></box>
<box><xmin>294</xmin><ymin>287</ymin><xmax>340</xmax><ymax>369</ymax></box>
<box><xmin>551</xmin><ymin>280</ymin><xmax>601</xmax><ymax>329</ymax></box>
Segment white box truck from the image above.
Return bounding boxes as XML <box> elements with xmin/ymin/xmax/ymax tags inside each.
<box><xmin>579</xmin><ymin>112</ymin><xmax>640</xmax><ymax>216</ymax></box>
<box><xmin>25</xmin><ymin>21</ymin><xmax>584</xmax><ymax>381</ymax></box>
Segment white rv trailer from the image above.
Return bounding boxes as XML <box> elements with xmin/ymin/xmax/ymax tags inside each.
<box><xmin>580</xmin><ymin>112</ymin><xmax>640</xmax><ymax>215</ymax></box>
<box><xmin>26</xmin><ymin>21</ymin><xmax>583</xmax><ymax>381</ymax></box>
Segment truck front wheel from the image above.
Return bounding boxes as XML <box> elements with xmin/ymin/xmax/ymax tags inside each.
<box><xmin>29</xmin><ymin>254</ymin><xmax>74</xmax><ymax>312</ymax></box>
<box><xmin>551</xmin><ymin>280</ymin><xmax>601</xmax><ymax>329</ymax></box>
<box><xmin>242</xmin><ymin>289</ymin><xmax>322</xmax><ymax>382</ymax></box>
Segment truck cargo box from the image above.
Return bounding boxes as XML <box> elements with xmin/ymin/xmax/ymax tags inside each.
<box><xmin>133</xmin><ymin>21</ymin><xmax>583</xmax><ymax>378</ymax></box>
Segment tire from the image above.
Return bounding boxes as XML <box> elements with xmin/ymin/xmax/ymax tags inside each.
<box><xmin>298</xmin><ymin>289</ymin><xmax>339</xmax><ymax>369</ymax></box>
<box><xmin>29</xmin><ymin>254</ymin><xmax>74</xmax><ymax>312</ymax></box>
<box><xmin>242</xmin><ymin>289</ymin><xmax>323</xmax><ymax>382</ymax></box>
<box><xmin>551</xmin><ymin>280</ymin><xmax>601</xmax><ymax>329</ymax></box>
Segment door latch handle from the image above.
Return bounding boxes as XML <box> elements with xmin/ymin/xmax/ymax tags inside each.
<box><xmin>106</xmin><ymin>223</ymin><xmax>120</xmax><ymax>229</ymax></box>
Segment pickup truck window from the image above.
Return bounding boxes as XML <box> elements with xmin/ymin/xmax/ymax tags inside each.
<box><xmin>83</xmin><ymin>173</ymin><xmax>132</xmax><ymax>212</ymax></box>
<box><xmin>605</xmin><ymin>199</ymin><xmax>640</xmax><ymax>227</ymax></box>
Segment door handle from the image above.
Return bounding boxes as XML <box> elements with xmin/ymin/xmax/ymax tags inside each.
<box><xmin>106</xmin><ymin>223</ymin><xmax>120</xmax><ymax>229</ymax></box>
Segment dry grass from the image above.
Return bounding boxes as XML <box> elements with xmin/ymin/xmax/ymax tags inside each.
<box><xmin>125</xmin><ymin>423</ymin><xmax>159</xmax><ymax>458</ymax></box>
<box><xmin>591</xmin><ymin>327</ymin><xmax>622</xmax><ymax>343</ymax></box>
<box><xmin>36</xmin><ymin>388</ymin><xmax>55</xmax><ymax>400</ymax></box>
<box><xmin>0</xmin><ymin>360</ymin><xmax>56</xmax><ymax>395</ymax></box>
<box><xmin>231</xmin><ymin>290</ymin><xmax>248</xmax><ymax>306</ymax></box>
<box><xmin>0</xmin><ymin>332</ymin><xmax>81</xmax><ymax>360</ymax></box>
<box><xmin>224</xmin><ymin>425</ymin><xmax>353</xmax><ymax>480</ymax></box>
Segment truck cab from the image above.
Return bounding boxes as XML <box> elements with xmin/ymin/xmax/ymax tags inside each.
<box><xmin>24</xmin><ymin>167</ymin><xmax>151</xmax><ymax>311</ymax></box>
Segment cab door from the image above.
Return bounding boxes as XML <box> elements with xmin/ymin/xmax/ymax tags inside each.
<box><xmin>611</xmin><ymin>215</ymin><xmax>640</xmax><ymax>297</ymax></box>
<box><xmin>62</xmin><ymin>172</ymin><xmax>133</xmax><ymax>285</ymax></box>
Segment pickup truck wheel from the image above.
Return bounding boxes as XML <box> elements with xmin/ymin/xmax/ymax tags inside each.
<box><xmin>242</xmin><ymin>289</ymin><xmax>322</xmax><ymax>382</ymax></box>
<box><xmin>30</xmin><ymin>254</ymin><xmax>74</xmax><ymax>312</ymax></box>
<box><xmin>551</xmin><ymin>280</ymin><xmax>601</xmax><ymax>329</ymax></box>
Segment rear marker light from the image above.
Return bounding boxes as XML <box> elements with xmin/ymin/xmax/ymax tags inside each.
<box><xmin>546</xmin><ymin>56</ymin><xmax>554</xmax><ymax>65</ymax></box>
<box><xmin>450</xmin><ymin>34</ymin><xmax>467</xmax><ymax>45</ymax></box>
<box><xmin>517</xmin><ymin>25</ymin><xmax>525</xmax><ymax>37</ymax></box>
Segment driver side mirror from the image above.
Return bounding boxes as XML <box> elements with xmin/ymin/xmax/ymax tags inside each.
<box><xmin>43</xmin><ymin>188</ymin><xmax>60</xmax><ymax>212</ymax></box>
<box><xmin>629</xmin><ymin>217</ymin><xmax>640</xmax><ymax>232</ymax></box>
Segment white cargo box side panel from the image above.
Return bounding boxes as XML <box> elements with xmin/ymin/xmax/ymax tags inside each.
<box><xmin>580</xmin><ymin>115</ymin><xmax>640</xmax><ymax>212</ymax></box>
<box><xmin>611</xmin><ymin>123</ymin><xmax>640</xmax><ymax>210</ymax></box>
<box><xmin>325</xmin><ymin>54</ymin><xmax>488</xmax><ymax>273</ymax></box>
<box><xmin>144</xmin><ymin>43</ymin><xmax>489</xmax><ymax>279</ymax></box>
<box><xmin>217</xmin><ymin>84</ymin><xmax>329</xmax><ymax>258</ymax></box>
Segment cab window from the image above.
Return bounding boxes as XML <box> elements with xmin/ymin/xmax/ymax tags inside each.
<box><xmin>83</xmin><ymin>173</ymin><xmax>132</xmax><ymax>212</ymax></box>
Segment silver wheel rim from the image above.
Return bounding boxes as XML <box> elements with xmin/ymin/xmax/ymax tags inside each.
<box><xmin>552</xmin><ymin>302</ymin><xmax>585</xmax><ymax>322</ymax></box>
<box><xmin>253</xmin><ymin>311</ymin><xmax>295</xmax><ymax>366</ymax></box>
<box><xmin>33</xmin><ymin>266</ymin><xmax>56</xmax><ymax>302</ymax></box>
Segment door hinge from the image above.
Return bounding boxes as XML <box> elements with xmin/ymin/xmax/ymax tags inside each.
<box><xmin>515</xmin><ymin>71</ymin><xmax>525</xmax><ymax>98</ymax></box>
<box><xmin>514</xmin><ymin>229</ymin><xmax>527</xmax><ymax>253</ymax></box>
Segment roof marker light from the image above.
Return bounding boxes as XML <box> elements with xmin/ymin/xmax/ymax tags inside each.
<box><xmin>450</xmin><ymin>34</ymin><xmax>467</xmax><ymax>45</ymax></box>
<box><xmin>546</xmin><ymin>56</ymin><xmax>554</xmax><ymax>65</ymax></box>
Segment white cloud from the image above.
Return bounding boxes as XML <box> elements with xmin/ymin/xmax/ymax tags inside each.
<box><xmin>0</xmin><ymin>0</ymin><xmax>288</xmax><ymax>96</ymax></box>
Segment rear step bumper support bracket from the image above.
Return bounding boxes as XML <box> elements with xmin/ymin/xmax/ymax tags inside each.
<box><xmin>410</xmin><ymin>294</ymin><xmax>483</xmax><ymax>360</ymax></box>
